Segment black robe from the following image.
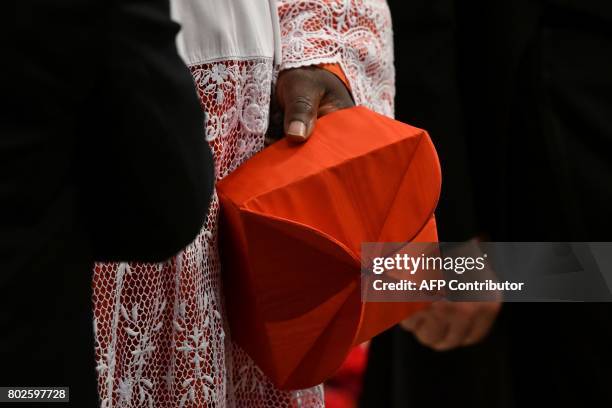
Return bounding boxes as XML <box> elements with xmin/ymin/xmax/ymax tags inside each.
<box><xmin>361</xmin><ymin>1</ymin><xmax>612</xmax><ymax>407</ymax></box>
<box><xmin>1</xmin><ymin>0</ymin><xmax>214</xmax><ymax>405</ymax></box>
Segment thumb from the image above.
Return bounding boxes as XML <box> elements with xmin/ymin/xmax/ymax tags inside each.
<box><xmin>279</xmin><ymin>75</ymin><xmax>323</xmax><ymax>143</ymax></box>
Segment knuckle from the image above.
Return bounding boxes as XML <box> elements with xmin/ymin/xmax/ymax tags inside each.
<box><xmin>291</xmin><ymin>96</ymin><xmax>315</xmax><ymax>114</ymax></box>
<box><xmin>420</xmin><ymin>331</ymin><xmax>441</xmax><ymax>345</ymax></box>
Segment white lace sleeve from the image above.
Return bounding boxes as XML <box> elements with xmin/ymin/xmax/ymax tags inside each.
<box><xmin>277</xmin><ymin>0</ymin><xmax>395</xmax><ymax>117</ymax></box>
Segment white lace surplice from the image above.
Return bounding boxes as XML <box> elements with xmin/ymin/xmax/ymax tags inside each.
<box><xmin>93</xmin><ymin>1</ymin><xmax>394</xmax><ymax>407</ymax></box>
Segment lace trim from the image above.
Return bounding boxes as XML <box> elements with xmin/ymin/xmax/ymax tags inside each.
<box><xmin>278</xmin><ymin>0</ymin><xmax>395</xmax><ymax>117</ymax></box>
<box><xmin>93</xmin><ymin>58</ymin><xmax>324</xmax><ymax>408</ymax></box>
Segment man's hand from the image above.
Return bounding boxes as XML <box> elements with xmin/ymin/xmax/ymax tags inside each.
<box><xmin>400</xmin><ymin>301</ymin><xmax>501</xmax><ymax>351</ymax></box>
<box><xmin>271</xmin><ymin>66</ymin><xmax>354</xmax><ymax>144</ymax></box>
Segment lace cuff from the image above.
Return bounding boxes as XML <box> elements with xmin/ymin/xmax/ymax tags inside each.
<box><xmin>278</xmin><ymin>0</ymin><xmax>395</xmax><ymax>117</ymax></box>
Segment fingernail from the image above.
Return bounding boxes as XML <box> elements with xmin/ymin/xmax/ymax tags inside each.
<box><xmin>287</xmin><ymin>121</ymin><xmax>307</xmax><ymax>138</ymax></box>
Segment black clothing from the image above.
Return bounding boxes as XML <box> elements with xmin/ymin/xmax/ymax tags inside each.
<box><xmin>362</xmin><ymin>1</ymin><xmax>612</xmax><ymax>407</ymax></box>
<box><xmin>1</xmin><ymin>0</ymin><xmax>214</xmax><ymax>405</ymax></box>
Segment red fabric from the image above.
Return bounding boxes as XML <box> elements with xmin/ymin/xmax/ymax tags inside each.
<box><xmin>325</xmin><ymin>345</ymin><xmax>368</xmax><ymax>408</ymax></box>
<box><xmin>216</xmin><ymin>106</ymin><xmax>441</xmax><ymax>390</ymax></box>
<box><xmin>325</xmin><ymin>388</ymin><xmax>357</xmax><ymax>408</ymax></box>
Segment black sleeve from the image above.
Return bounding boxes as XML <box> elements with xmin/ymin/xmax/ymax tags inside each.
<box><xmin>77</xmin><ymin>0</ymin><xmax>215</xmax><ymax>262</ymax></box>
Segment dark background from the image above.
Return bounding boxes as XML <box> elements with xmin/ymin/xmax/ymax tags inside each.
<box><xmin>361</xmin><ymin>1</ymin><xmax>612</xmax><ymax>407</ymax></box>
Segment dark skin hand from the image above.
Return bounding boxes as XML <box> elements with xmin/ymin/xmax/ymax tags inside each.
<box><xmin>401</xmin><ymin>238</ymin><xmax>502</xmax><ymax>351</ymax></box>
<box><xmin>269</xmin><ymin>66</ymin><xmax>354</xmax><ymax>144</ymax></box>
<box><xmin>401</xmin><ymin>301</ymin><xmax>501</xmax><ymax>351</ymax></box>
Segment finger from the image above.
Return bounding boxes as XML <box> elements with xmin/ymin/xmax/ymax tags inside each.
<box><xmin>412</xmin><ymin>313</ymin><xmax>449</xmax><ymax>348</ymax></box>
<box><xmin>266</xmin><ymin>95</ymin><xmax>285</xmax><ymax>143</ymax></box>
<box><xmin>317</xmin><ymin>72</ymin><xmax>354</xmax><ymax>116</ymax></box>
<box><xmin>429</xmin><ymin>303</ymin><xmax>474</xmax><ymax>351</ymax></box>
<box><xmin>461</xmin><ymin>303</ymin><xmax>500</xmax><ymax>346</ymax></box>
<box><xmin>400</xmin><ymin>311</ymin><xmax>427</xmax><ymax>332</ymax></box>
<box><xmin>264</xmin><ymin>136</ymin><xmax>277</xmax><ymax>147</ymax></box>
<box><xmin>277</xmin><ymin>71</ymin><xmax>324</xmax><ymax>143</ymax></box>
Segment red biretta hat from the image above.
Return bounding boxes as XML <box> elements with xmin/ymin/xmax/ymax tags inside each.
<box><xmin>216</xmin><ymin>106</ymin><xmax>441</xmax><ymax>390</ymax></box>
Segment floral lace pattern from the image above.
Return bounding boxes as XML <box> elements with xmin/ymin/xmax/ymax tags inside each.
<box><xmin>94</xmin><ymin>58</ymin><xmax>325</xmax><ymax>408</ymax></box>
<box><xmin>279</xmin><ymin>0</ymin><xmax>395</xmax><ymax>116</ymax></box>
<box><xmin>93</xmin><ymin>1</ymin><xmax>394</xmax><ymax>407</ymax></box>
